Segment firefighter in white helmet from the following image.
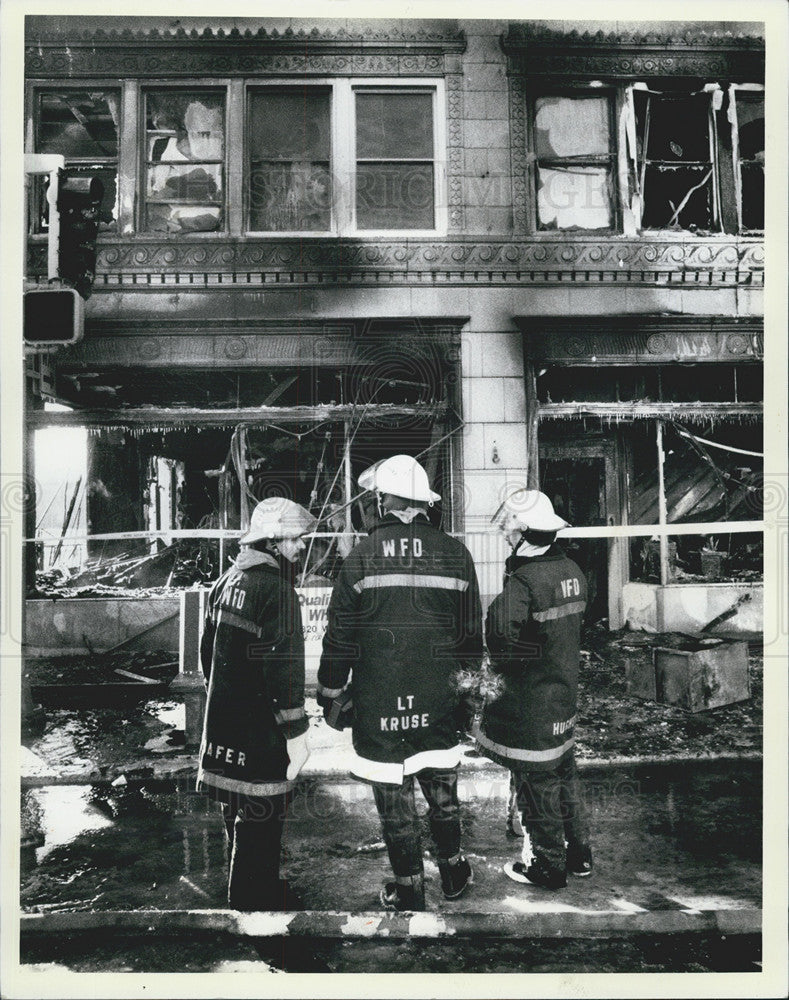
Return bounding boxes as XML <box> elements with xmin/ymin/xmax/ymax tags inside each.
<box><xmin>474</xmin><ymin>489</ymin><xmax>593</xmax><ymax>889</ymax></box>
<box><xmin>318</xmin><ymin>455</ymin><xmax>484</xmax><ymax>911</ymax></box>
<box><xmin>197</xmin><ymin>496</ymin><xmax>316</xmax><ymax>910</ymax></box>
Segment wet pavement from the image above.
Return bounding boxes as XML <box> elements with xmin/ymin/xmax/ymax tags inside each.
<box><xmin>21</xmin><ymin>759</ymin><xmax>761</xmax><ymax>918</ymax></box>
<box><xmin>18</xmin><ymin>663</ymin><xmax>765</xmax><ymax>974</ymax></box>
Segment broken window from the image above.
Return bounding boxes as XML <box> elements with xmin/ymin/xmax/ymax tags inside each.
<box><xmin>732</xmin><ymin>89</ymin><xmax>764</xmax><ymax>232</ymax></box>
<box><xmin>634</xmin><ymin>89</ymin><xmax>717</xmax><ymax>231</ymax></box>
<box><xmin>627</xmin><ymin>421</ymin><xmax>763</xmax><ymax>583</ymax></box>
<box><xmin>248</xmin><ymin>87</ymin><xmax>332</xmax><ymax>232</ymax></box>
<box><xmin>532</xmin><ymin>94</ymin><xmax>614</xmax><ymax>230</ymax></box>
<box><xmin>355</xmin><ymin>89</ymin><xmax>436</xmax><ymax>230</ymax></box>
<box><xmin>34</xmin><ymin>89</ymin><xmax>120</xmax><ymax>231</ymax></box>
<box><xmin>144</xmin><ymin>90</ymin><xmax>225</xmax><ymax>233</ymax></box>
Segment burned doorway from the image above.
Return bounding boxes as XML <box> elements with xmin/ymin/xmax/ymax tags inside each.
<box><xmin>539</xmin><ymin>441</ymin><xmax>623</xmax><ymax>625</ymax></box>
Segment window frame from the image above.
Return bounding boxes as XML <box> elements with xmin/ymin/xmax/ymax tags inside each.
<box><xmin>244</xmin><ymin>77</ymin><xmax>447</xmax><ymax>238</ymax></box>
<box><xmin>527</xmin><ymin>87</ymin><xmax>619</xmax><ymax>234</ymax></box>
<box><xmin>139</xmin><ymin>82</ymin><xmax>230</xmax><ymax>236</ymax></box>
<box><xmin>730</xmin><ymin>84</ymin><xmax>765</xmax><ymax>234</ymax></box>
<box><xmin>350</xmin><ymin>80</ymin><xmax>446</xmax><ymax>237</ymax></box>
<box><xmin>633</xmin><ymin>87</ymin><xmax>721</xmax><ymax>234</ymax></box>
<box><xmin>28</xmin><ymin>82</ymin><xmax>123</xmax><ymax>235</ymax></box>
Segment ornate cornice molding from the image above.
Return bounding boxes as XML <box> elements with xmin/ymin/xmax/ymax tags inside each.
<box><xmin>27</xmin><ymin>236</ymin><xmax>765</xmax><ymax>289</ymax></box>
<box><xmin>501</xmin><ymin>24</ymin><xmax>764</xmax><ymax>81</ymax></box>
<box><xmin>518</xmin><ymin>315</ymin><xmax>763</xmax><ymax>363</ymax></box>
<box><xmin>25</xmin><ymin>23</ymin><xmax>466</xmax><ymax>78</ymax></box>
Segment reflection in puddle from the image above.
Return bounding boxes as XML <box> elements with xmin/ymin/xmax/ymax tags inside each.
<box><xmin>32</xmin><ymin>786</ymin><xmax>114</xmax><ymax>861</ymax></box>
<box><xmin>19</xmin><ymin>761</ymin><xmax>761</xmax><ymax>916</ymax></box>
<box><xmin>153</xmin><ymin>701</ymin><xmax>185</xmax><ymax>730</ymax></box>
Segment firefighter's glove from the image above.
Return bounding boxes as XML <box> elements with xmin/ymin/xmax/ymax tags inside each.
<box><xmin>325</xmin><ymin>688</ymin><xmax>354</xmax><ymax>731</ymax></box>
<box><xmin>286</xmin><ymin>731</ymin><xmax>310</xmax><ymax>781</ymax></box>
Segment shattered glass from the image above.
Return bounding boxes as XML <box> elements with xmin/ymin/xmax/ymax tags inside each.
<box><xmin>736</xmin><ymin>94</ymin><xmax>764</xmax><ymax>231</ymax></box>
<box><xmin>533</xmin><ymin>95</ymin><xmax>613</xmax><ymax>230</ymax></box>
<box><xmin>35</xmin><ymin>90</ymin><xmax>120</xmax><ymax>231</ymax></box>
<box><xmin>144</xmin><ymin>91</ymin><xmax>225</xmax><ymax>233</ymax></box>
<box><xmin>635</xmin><ymin>91</ymin><xmax>715</xmax><ymax>230</ymax></box>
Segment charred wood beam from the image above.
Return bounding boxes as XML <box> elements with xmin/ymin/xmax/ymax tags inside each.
<box><xmin>27</xmin><ymin>403</ymin><xmax>447</xmax><ymax>429</ymax></box>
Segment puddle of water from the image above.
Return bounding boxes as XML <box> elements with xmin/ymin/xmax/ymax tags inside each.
<box><xmin>31</xmin><ymin>787</ymin><xmax>114</xmax><ymax>862</ymax></box>
<box><xmin>24</xmin><ymin>700</ymin><xmax>187</xmax><ymax>772</ymax></box>
<box><xmin>19</xmin><ymin>760</ymin><xmax>761</xmax><ymax>916</ymax></box>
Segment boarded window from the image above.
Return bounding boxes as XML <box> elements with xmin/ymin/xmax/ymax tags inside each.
<box><xmin>635</xmin><ymin>91</ymin><xmax>716</xmax><ymax>231</ymax></box>
<box><xmin>248</xmin><ymin>88</ymin><xmax>331</xmax><ymax>232</ymax></box>
<box><xmin>144</xmin><ymin>90</ymin><xmax>225</xmax><ymax>234</ymax></box>
<box><xmin>735</xmin><ymin>93</ymin><xmax>764</xmax><ymax>231</ymax></box>
<box><xmin>533</xmin><ymin>95</ymin><xmax>614</xmax><ymax>230</ymax></box>
<box><xmin>355</xmin><ymin>91</ymin><xmax>435</xmax><ymax>230</ymax></box>
<box><xmin>34</xmin><ymin>90</ymin><xmax>120</xmax><ymax>232</ymax></box>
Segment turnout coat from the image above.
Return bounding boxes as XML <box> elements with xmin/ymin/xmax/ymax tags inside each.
<box><xmin>474</xmin><ymin>546</ymin><xmax>587</xmax><ymax>772</ymax></box>
<box><xmin>196</xmin><ymin>548</ymin><xmax>308</xmax><ymax>802</ymax></box>
<box><xmin>318</xmin><ymin>510</ymin><xmax>483</xmax><ymax>784</ymax></box>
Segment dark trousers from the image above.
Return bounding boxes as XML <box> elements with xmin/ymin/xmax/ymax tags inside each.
<box><xmin>372</xmin><ymin>767</ymin><xmax>461</xmax><ymax>878</ymax></box>
<box><xmin>221</xmin><ymin>793</ymin><xmax>288</xmax><ymax>910</ymax></box>
<box><xmin>512</xmin><ymin>751</ymin><xmax>589</xmax><ymax>874</ymax></box>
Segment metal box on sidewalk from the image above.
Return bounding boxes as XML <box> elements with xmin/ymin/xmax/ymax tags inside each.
<box><xmin>654</xmin><ymin>640</ymin><xmax>750</xmax><ymax>712</ymax></box>
<box><xmin>624</xmin><ymin>637</ymin><xmax>751</xmax><ymax>712</ymax></box>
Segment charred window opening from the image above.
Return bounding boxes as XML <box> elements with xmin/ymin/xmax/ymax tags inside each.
<box><xmin>532</xmin><ymin>94</ymin><xmax>615</xmax><ymax>231</ymax></box>
<box><xmin>734</xmin><ymin>91</ymin><xmax>764</xmax><ymax>232</ymax></box>
<box><xmin>33</xmin><ymin>89</ymin><xmax>120</xmax><ymax>232</ymax></box>
<box><xmin>635</xmin><ymin>90</ymin><xmax>716</xmax><ymax>231</ymax></box>
<box><xmin>144</xmin><ymin>89</ymin><xmax>225</xmax><ymax>234</ymax></box>
<box><xmin>536</xmin><ymin>365</ymin><xmax>762</xmax><ymax>406</ymax></box>
<box><xmin>248</xmin><ymin>87</ymin><xmax>332</xmax><ymax>232</ymax></box>
<box><xmin>33</xmin><ymin>339</ymin><xmax>457</xmax><ymax>593</ymax></box>
<box><xmin>627</xmin><ymin>421</ymin><xmax>763</xmax><ymax>584</ymax></box>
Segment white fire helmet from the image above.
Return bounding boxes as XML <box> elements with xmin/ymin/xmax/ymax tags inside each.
<box><xmin>491</xmin><ymin>489</ymin><xmax>569</xmax><ymax>534</ymax></box>
<box><xmin>358</xmin><ymin>454</ymin><xmax>441</xmax><ymax>504</ymax></box>
<box><xmin>239</xmin><ymin>497</ymin><xmax>317</xmax><ymax>544</ymax></box>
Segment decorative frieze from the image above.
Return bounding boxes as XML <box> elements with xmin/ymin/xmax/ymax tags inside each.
<box><xmin>501</xmin><ymin>24</ymin><xmax>765</xmax><ymax>81</ymax></box>
<box><xmin>25</xmin><ymin>24</ymin><xmax>467</xmax><ymax>79</ymax></box>
<box><xmin>26</xmin><ymin>236</ymin><xmax>766</xmax><ymax>289</ymax></box>
<box><xmin>519</xmin><ymin>317</ymin><xmax>764</xmax><ymax>364</ymax></box>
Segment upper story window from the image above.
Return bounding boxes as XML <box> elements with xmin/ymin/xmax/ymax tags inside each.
<box><xmin>355</xmin><ymin>89</ymin><xmax>436</xmax><ymax>230</ymax></box>
<box><xmin>525</xmin><ymin>83</ymin><xmax>763</xmax><ymax>236</ymax></box>
<box><xmin>248</xmin><ymin>87</ymin><xmax>332</xmax><ymax>232</ymax></box>
<box><xmin>143</xmin><ymin>89</ymin><xmax>226</xmax><ymax>234</ymax></box>
<box><xmin>246</xmin><ymin>80</ymin><xmax>444</xmax><ymax>236</ymax></box>
<box><xmin>33</xmin><ymin>88</ymin><xmax>120</xmax><ymax>232</ymax></box>
<box><xmin>634</xmin><ymin>89</ymin><xmax>717</xmax><ymax>231</ymax></box>
<box><xmin>532</xmin><ymin>94</ymin><xmax>614</xmax><ymax>231</ymax></box>
<box><xmin>733</xmin><ymin>89</ymin><xmax>764</xmax><ymax>232</ymax></box>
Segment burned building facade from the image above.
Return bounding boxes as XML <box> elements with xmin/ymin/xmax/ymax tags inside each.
<box><xmin>24</xmin><ymin>17</ymin><xmax>764</xmax><ymax>638</ymax></box>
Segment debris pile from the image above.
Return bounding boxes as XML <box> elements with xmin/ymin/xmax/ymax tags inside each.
<box><xmin>35</xmin><ymin>543</ymin><xmax>213</xmax><ymax>597</ymax></box>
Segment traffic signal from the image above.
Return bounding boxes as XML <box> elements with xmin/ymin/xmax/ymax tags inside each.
<box><xmin>56</xmin><ymin>172</ymin><xmax>104</xmax><ymax>300</ymax></box>
<box><xmin>23</xmin><ymin>284</ymin><xmax>84</xmax><ymax>347</ymax></box>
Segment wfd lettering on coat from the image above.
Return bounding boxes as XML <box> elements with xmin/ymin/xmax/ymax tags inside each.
<box><xmin>382</xmin><ymin>538</ymin><xmax>423</xmax><ymax>557</ymax></box>
<box><xmin>560</xmin><ymin>577</ymin><xmax>581</xmax><ymax>598</ymax></box>
<box><xmin>381</xmin><ymin>694</ymin><xmax>429</xmax><ymax>732</ymax></box>
<box><xmin>223</xmin><ymin>585</ymin><xmax>246</xmax><ymax>610</ymax></box>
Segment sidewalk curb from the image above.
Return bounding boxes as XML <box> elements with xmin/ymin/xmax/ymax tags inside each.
<box><xmin>19</xmin><ymin>906</ymin><xmax>762</xmax><ymax>941</ymax></box>
<box><xmin>20</xmin><ymin>750</ymin><xmax>763</xmax><ymax>787</ymax></box>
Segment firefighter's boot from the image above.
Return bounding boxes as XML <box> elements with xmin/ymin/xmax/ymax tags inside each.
<box><xmin>439</xmin><ymin>855</ymin><xmax>474</xmax><ymax>899</ymax></box>
<box><xmin>380</xmin><ymin>874</ymin><xmax>426</xmax><ymax>912</ymax></box>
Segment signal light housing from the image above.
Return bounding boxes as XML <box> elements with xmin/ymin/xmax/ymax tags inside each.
<box><xmin>23</xmin><ymin>284</ymin><xmax>84</xmax><ymax>348</ymax></box>
<box><xmin>56</xmin><ymin>173</ymin><xmax>104</xmax><ymax>300</ymax></box>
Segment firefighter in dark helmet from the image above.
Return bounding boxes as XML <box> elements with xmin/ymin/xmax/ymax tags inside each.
<box><xmin>318</xmin><ymin>455</ymin><xmax>484</xmax><ymax>912</ymax></box>
<box><xmin>197</xmin><ymin>496</ymin><xmax>316</xmax><ymax>910</ymax></box>
<box><xmin>474</xmin><ymin>489</ymin><xmax>593</xmax><ymax>889</ymax></box>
